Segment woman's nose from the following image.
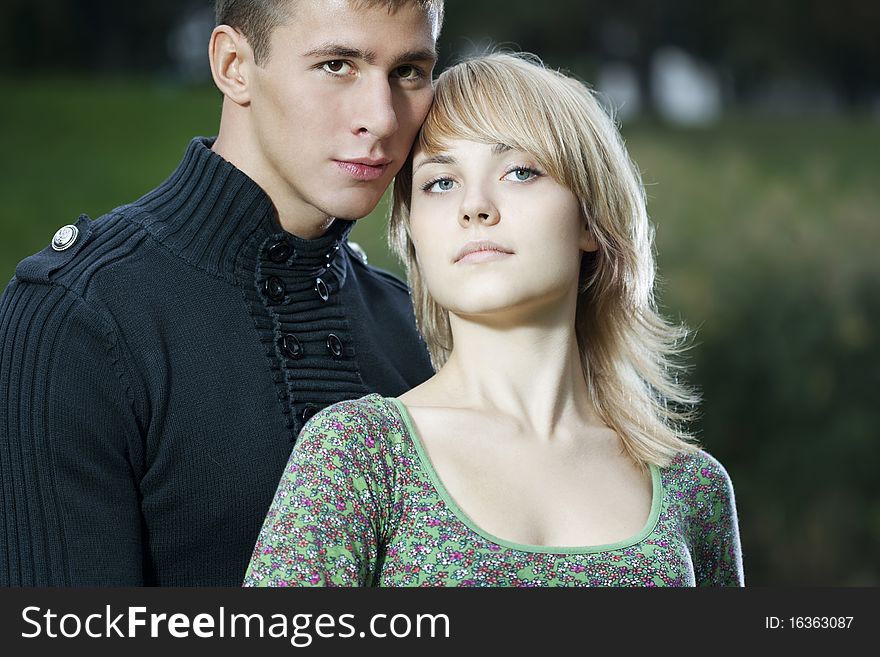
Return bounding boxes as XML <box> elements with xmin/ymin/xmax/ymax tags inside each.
<box><xmin>458</xmin><ymin>193</ymin><xmax>500</xmax><ymax>227</ymax></box>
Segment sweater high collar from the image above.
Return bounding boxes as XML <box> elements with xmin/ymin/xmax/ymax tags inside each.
<box><xmin>129</xmin><ymin>137</ymin><xmax>355</xmax><ymax>284</ymax></box>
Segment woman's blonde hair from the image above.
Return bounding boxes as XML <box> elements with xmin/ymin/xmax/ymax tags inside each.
<box><xmin>390</xmin><ymin>52</ymin><xmax>699</xmax><ymax>467</ymax></box>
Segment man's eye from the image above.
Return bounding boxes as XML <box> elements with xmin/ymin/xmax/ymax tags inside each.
<box><xmin>394</xmin><ymin>65</ymin><xmax>423</xmax><ymax>80</ymax></box>
<box><xmin>323</xmin><ymin>61</ymin><xmax>352</xmax><ymax>75</ymax></box>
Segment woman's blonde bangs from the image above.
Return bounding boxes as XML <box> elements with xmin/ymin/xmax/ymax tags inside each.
<box><xmin>417</xmin><ymin>53</ymin><xmax>590</xmax><ymax>188</ymax></box>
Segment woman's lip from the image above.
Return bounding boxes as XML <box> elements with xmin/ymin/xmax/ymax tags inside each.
<box><xmin>334</xmin><ymin>160</ymin><xmax>390</xmax><ymax>181</ymax></box>
<box><xmin>454</xmin><ymin>241</ymin><xmax>515</xmax><ymax>264</ymax></box>
<box><xmin>456</xmin><ymin>249</ymin><xmax>513</xmax><ymax>265</ymax></box>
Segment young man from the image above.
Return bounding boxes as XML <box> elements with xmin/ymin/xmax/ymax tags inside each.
<box><xmin>0</xmin><ymin>0</ymin><xmax>442</xmax><ymax>586</ymax></box>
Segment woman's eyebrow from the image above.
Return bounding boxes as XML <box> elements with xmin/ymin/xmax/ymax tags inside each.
<box><xmin>413</xmin><ymin>154</ymin><xmax>456</xmax><ymax>172</ymax></box>
<box><xmin>413</xmin><ymin>144</ymin><xmax>516</xmax><ymax>173</ymax></box>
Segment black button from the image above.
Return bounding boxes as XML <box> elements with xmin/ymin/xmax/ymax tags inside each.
<box><xmin>263</xmin><ymin>276</ymin><xmax>286</xmax><ymax>302</ymax></box>
<box><xmin>326</xmin><ymin>333</ymin><xmax>344</xmax><ymax>359</ymax></box>
<box><xmin>280</xmin><ymin>334</ymin><xmax>303</xmax><ymax>360</ymax></box>
<box><xmin>315</xmin><ymin>277</ymin><xmax>330</xmax><ymax>302</ymax></box>
<box><xmin>300</xmin><ymin>404</ymin><xmax>319</xmax><ymax>423</ymax></box>
<box><xmin>268</xmin><ymin>241</ymin><xmax>292</xmax><ymax>263</ymax></box>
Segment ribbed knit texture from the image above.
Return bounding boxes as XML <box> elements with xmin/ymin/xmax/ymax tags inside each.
<box><xmin>0</xmin><ymin>138</ymin><xmax>433</xmax><ymax>585</ymax></box>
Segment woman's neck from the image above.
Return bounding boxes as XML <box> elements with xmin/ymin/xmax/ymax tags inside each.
<box><xmin>420</xmin><ymin>300</ymin><xmax>601</xmax><ymax>437</ymax></box>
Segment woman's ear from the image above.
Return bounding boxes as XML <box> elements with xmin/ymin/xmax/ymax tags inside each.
<box><xmin>208</xmin><ymin>25</ymin><xmax>254</xmax><ymax>106</ymax></box>
<box><xmin>580</xmin><ymin>213</ymin><xmax>600</xmax><ymax>253</ymax></box>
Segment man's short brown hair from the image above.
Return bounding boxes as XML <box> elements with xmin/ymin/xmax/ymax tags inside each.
<box><xmin>215</xmin><ymin>0</ymin><xmax>445</xmax><ymax>65</ymax></box>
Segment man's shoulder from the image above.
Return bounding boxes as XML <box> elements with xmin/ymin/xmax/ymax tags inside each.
<box><xmin>12</xmin><ymin>208</ymin><xmax>150</xmax><ymax>293</ymax></box>
<box><xmin>343</xmin><ymin>242</ymin><xmax>410</xmax><ymax>295</ymax></box>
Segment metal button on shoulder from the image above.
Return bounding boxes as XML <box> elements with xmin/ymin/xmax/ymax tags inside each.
<box><xmin>268</xmin><ymin>241</ymin><xmax>292</xmax><ymax>263</ymax></box>
<box><xmin>326</xmin><ymin>333</ymin><xmax>344</xmax><ymax>359</ymax></box>
<box><xmin>348</xmin><ymin>241</ymin><xmax>369</xmax><ymax>264</ymax></box>
<box><xmin>315</xmin><ymin>277</ymin><xmax>330</xmax><ymax>302</ymax></box>
<box><xmin>51</xmin><ymin>225</ymin><xmax>79</xmax><ymax>252</ymax></box>
<box><xmin>280</xmin><ymin>334</ymin><xmax>303</xmax><ymax>360</ymax></box>
<box><xmin>300</xmin><ymin>404</ymin><xmax>319</xmax><ymax>423</ymax></box>
<box><xmin>263</xmin><ymin>276</ymin><xmax>286</xmax><ymax>302</ymax></box>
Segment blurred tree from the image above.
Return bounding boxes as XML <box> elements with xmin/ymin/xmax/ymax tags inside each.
<box><xmin>2</xmin><ymin>1</ymin><xmax>876</xmax><ymax>108</ymax></box>
<box><xmin>0</xmin><ymin>0</ymin><xmax>194</xmax><ymax>73</ymax></box>
<box><xmin>439</xmin><ymin>0</ymin><xmax>880</xmax><ymax>111</ymax></box>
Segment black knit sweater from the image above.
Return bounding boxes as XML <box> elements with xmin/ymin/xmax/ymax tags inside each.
<box><xmin>0</xmin><ymin>138</ymin><xmax>433</xmax><ymax>586</ymax></box>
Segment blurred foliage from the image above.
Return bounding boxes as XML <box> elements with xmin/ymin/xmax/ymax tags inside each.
<box><xmin>0</xmin><ymin>0</ymin><xmax>187</xmax><ymax>72</ymax></box>
<box><xmin>626</xmin><ymin>120</ymin><xmax>880</xmax><ymax>584</ymax></box>
<box><xmin>439</xmin><ymin>0</ymin><xmax>880</xmax><ymax>107</ymax></box>
<box><xmin>1</xmin><ymin>78</ymin><xmax>878</xmax><ymax>585</ymax></box>
<box><xmin>2</xmin><ymin>1</ymin><xmax>878</xmax><ymax>108</ymax></box>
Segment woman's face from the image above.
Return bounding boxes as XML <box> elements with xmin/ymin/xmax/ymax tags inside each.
<box><xmin>408</xmin><ymin>138</ymin><xmax>597</xmax><ymax>320</ymax></box>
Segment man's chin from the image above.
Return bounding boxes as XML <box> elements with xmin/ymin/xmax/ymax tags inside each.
<box><xmin>324</xmin><ymin>196</ymin><xmax>385</xmax><ymax>222</ymax></box>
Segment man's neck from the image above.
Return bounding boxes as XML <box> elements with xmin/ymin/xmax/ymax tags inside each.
<box><xmin>212</xmin><ymin>115</ymin><xmax>335</xmax><ymax>241</ymax></box>
<box><xmin>276</xmin><ymin>214</ymin><xmax>337</xmax><ymax>240</ymax></box>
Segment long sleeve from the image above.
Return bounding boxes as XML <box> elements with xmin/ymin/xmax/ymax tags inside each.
<box><xmin>0</xmin><ymin>280</ymin><xmax>144</xmax><ymax>585</ymax></box>
<box><xmin>691</xmin><ymin>452</ymin><xmax>745</xmax><ymax>586</ymax></box>
<box><xmin>243</xmin><ymin>400</ymin><xmax>396</xmax><ymax>587</ymax></box>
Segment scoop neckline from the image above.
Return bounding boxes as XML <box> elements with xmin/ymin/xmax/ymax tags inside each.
<box><xmin>384</xmin><ymin>395</ymin><xmax>663</xmax><ymax>555</ymax></box>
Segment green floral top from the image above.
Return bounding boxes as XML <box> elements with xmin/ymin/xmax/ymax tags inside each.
<box><xmin>244</xmin><ymin>394</ymin><xmax>744</xmax><ymax>587</ymax></box>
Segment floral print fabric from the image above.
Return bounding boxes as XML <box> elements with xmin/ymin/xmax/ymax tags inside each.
<box><xmin>244</xmin><ymin>394</ymin><xmax>744</xmax><ymax>587</ymax></box>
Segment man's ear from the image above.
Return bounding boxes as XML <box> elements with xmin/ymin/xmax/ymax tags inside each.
<box><xmin>208</xmin><ymin>25</ymin><xmax>254</xmax><ymax>106</ymax></box>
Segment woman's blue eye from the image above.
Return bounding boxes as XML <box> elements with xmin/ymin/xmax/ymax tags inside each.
<box><xmin>504</xmin><ymin>168</ymin><xmax>537</xmax><ymax>182</ymax></box>
<box><xmin>423</xmin><ymin>178</ymin><xmax>455</xmax><ymax>193</ymax></box>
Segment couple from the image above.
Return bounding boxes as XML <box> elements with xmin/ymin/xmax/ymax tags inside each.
<box><xmin>0</xmin><ymin>0</ymin><xmax>743</xmax><ymax>587</ymax></box>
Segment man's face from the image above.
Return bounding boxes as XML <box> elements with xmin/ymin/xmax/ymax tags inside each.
<box><xmin>245</xmin><ymin>0</ymin><xmax>437</xmax><ymax>228</ymax></box>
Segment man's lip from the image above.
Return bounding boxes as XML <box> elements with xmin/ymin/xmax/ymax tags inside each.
<box><xmin>337</xmin><ymin>157</ymin><xmax>392</xmax><ymax>166</ymax></box>
<box><xmin>334</xmin><ymin>159</ymin><xmax>391</xmax><ymax>181</ymax></box>
<box><xmin>454</xmin><ymin>240</ymin><xmax>514</xmax><ymax>263</ymax></box>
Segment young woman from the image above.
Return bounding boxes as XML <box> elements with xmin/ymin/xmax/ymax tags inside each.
<box><xmin>243</xmin><ymin>53</ymin><xmax>744</xmax><ymax>587</ymax></box>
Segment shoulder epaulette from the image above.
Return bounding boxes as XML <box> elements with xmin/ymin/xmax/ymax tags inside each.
<box><xmin>15</xmin><ymin>214</ymin><xmax>94</xmax><ymax>285</ymax></box>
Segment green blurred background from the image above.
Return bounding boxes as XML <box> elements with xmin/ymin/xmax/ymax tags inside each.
<box><xmin>1</xmin><ymin>1</ymin><xmax>878</xmax><ymax>585</ymax></box>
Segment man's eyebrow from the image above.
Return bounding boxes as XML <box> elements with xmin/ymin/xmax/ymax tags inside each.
<box><xmin>393</xmin><ymin>49</ymin><xmax>438</xmax><ymax>67</ymax></box>
<box><xmin>301</xmin><ymin>45</ymin><xmax>437</xmax><ymax>68</ymax></box>
<box><xmin>413</xmin><ymin>154</ymin><xmax>456</xmax><ymax>172</ymax></box>
<box><xmin>302</xmin><ymin>44</ymin><xmax>377</xmax><ymax>64</ymax></box>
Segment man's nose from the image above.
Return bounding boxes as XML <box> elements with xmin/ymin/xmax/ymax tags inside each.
<box><xmin>352</xmin><ymin>78</ymin><xmax>399</xmax><ymax>140</ymax></box>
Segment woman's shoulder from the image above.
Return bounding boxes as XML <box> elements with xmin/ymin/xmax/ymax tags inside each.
<box><xmin>297</xmin><ymin>393</ymin><xmax>408</xmax><ymax>454</ymax></box>
<box><xmin>663</xmin><ymin>448</ymin><xmax>744</xmax><ymax>584</ymax></box>
<box><xmin>661</xmin><ymin>448</ymin><xmax>737</xmax><ymax>505</ymax></box>
<box><xmin>666</xmin><ymin>447</ymin><xmax>733</xmax><ymax>477</ymax></box>
<box><xmin>307</xmin><ymin>392</ymin><xmax>397</xmax><ymax>424</ymax></box>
